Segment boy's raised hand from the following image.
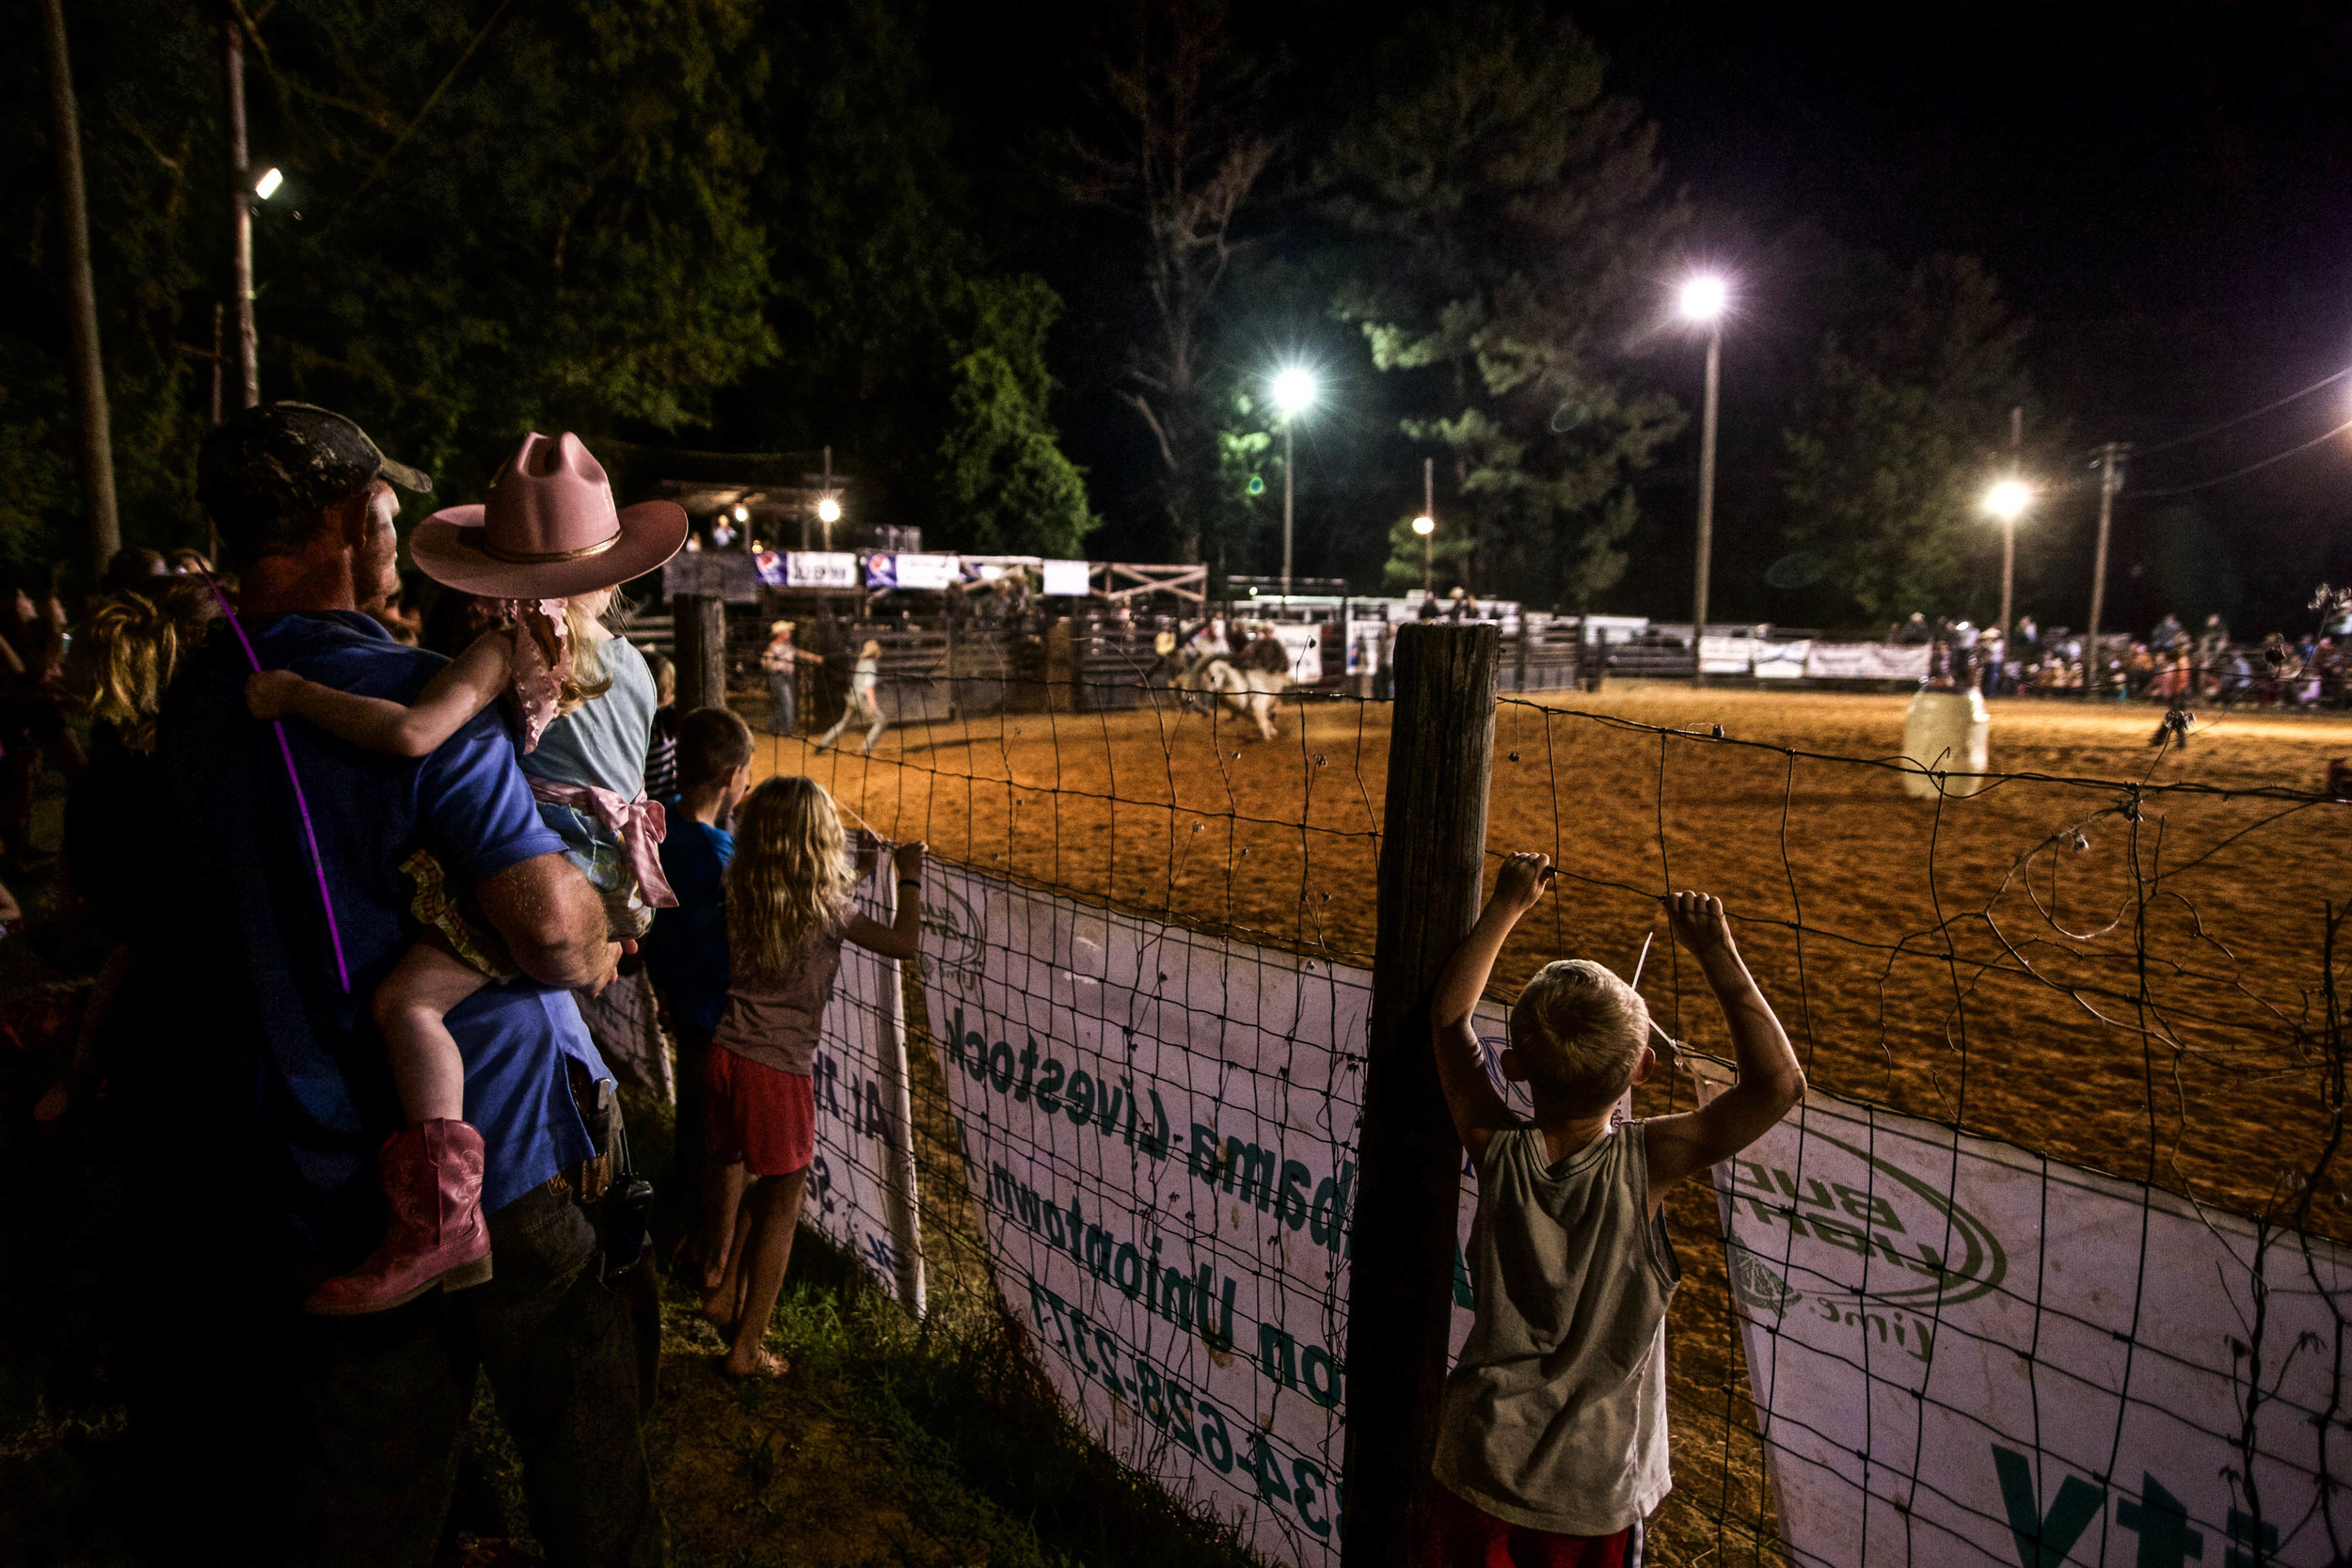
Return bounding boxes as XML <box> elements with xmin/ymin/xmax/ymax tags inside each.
<box><xmin>1665</xmin><ymin>890</ymin><xmax>1736</xmax><ymax>962</ymax></box>
<box><xmin>1492</xmin><ymin>850</ymin><xmax>1556</xmax><ymax>918</ymax></box>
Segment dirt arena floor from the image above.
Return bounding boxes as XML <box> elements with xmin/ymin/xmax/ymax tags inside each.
<box><xmin>760</xmin><ymin>679</ymin><xmax>2352</xmax><ymax>1563</ymax></box>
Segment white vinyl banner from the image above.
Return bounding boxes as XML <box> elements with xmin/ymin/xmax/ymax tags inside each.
<box><xmin>918</xmin><ymin>863</ymin><xmax>1590</xmax><ymax>1566</ymax></box>
<box><xmin>785</xmin><ymin>550</ymin><xmax>860</xmax><ymax>589</ymax></box>
<box><xmin>1700</xmin><ymin>635</ymin><xmax>1758</xmax><ymax>675</ymax></box>
<box><xmin>1694</xmin><ymin>1059</ymin><xmax>2352</xmax><ymax>1567</ymax></box>
<box><xmin>1803</xmin><ymin>642</ymin><xmax>1932</xmax><ymax>681</ymax></box>
<box><xmin>1755</xmin><ymin>640</ymin><xmax>1812</xmax><ymax>678</ymax></box>
<box><xmin>802</xmin><ymin>875</ymin><xmax>926</xmax><ymax>1314</ymax></box>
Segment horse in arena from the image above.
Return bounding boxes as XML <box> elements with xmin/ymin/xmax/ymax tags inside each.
<box><xmin>1160</xmin><ymin>627</ymin><xmax>1292</xmax><ymax>741</ymax></box>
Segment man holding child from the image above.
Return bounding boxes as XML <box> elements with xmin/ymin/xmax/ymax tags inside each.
<box><xmin>151</xmin><ymin>403</ymin><xmax>662</xmax><ymax>1564</ymax></box>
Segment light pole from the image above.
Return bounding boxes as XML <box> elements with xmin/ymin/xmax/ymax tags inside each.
<box><xmin>1413</xmin><ymin>454</ymin><xmax>1436</xmax><ymax>595</ymax></box>
<box><xmin>1678</xmin><ymin>274</ymin><xmax>1728</xmax><ymax>685</ymax></box>
<box><xmin>1272</xmin><ymin>367</ymin><xmax>1318</xmax><ymax>601</ymax></box>
<box><xmin>1982</xmin><ymin>478</ymin><xmax>2031</xmax><ymax>649</ymax></box>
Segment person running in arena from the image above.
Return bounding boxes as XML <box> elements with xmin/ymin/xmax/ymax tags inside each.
<box><xmin>813</xmin><ymin>639</ymin><xmax>887</xmax><ymax>754</ymax></box>
<box><xmin>1423</xmin><ymin>856</ymin><xmax>1803</xmax><ymax>1566</ymax></box>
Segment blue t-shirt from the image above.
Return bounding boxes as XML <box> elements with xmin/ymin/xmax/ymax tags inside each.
<box><xmin>157</xmin><ymin>610</ymin><xmax>609</xmax><ymax>1260</ymax></box>
<box><xmin>644</xmin><ymin>803</ymin><xmax>733</xmax><ymax>1032</ymax></box>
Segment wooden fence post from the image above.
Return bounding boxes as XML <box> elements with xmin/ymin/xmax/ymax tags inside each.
<box><xmin>674</xmin><ymin>593</ymin><xmax>728</xmax><ymax>714</ymax></box>
<box><xmin>1343</xmin><ymin>622</ymin><xmax>1499</xmax><ymax>1566</ymax></box>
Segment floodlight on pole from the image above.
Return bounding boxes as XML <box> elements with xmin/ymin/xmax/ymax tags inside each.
<box><xmin>1411</xmin><ymin>515</ymin><xmax>1435</xmax><ymax>536</ymax></box>
<box><xmin>1272</xmin><ymin>367</ymin><xmax>1319</xmax><ymax>418</ymax></box>
<box><xmin>252</xmin><ymin>166</ymin><xmax>283</xmax><ymax>200</ymax></box>
<box><xmin>1983</xmin><ymin>479</ymin><xmax>2031</xmax><ymax>522</ymax></box>
<box><xmin>816</xmin><ymin>497</ymin><xmax>842</xmax><ymax>524</ymax></box>
<box><xmin>1270</xmin><ymin>365</ymin><xmax>1319</xmax><ymax>600</ymax></box>
<box><xmin>731</xmin><ymin>502</ymin><xmax>749</xmax><ymax>524</ymax></box>
<box><xmin>1677</xmin><ymin>274</ymin><xmax>1729</xmax><ymax>325</ymax></box>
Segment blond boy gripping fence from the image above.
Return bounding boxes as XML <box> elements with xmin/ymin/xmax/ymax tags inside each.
<box><xmin>1424</xmin><ymin>854</ymin><xmax>1804</xmax><ymax>1566</ymax></box>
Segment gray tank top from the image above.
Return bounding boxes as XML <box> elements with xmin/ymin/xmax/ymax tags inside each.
<box><xmin>1433</xmin><ymin>1120</ymin><xmax>1679</xmax><ymax>1535</ymax></box>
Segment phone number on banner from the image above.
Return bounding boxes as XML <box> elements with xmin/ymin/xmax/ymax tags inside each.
<box><xmin>1025</xmin><ymin>1278</ymin><xmax>1341</xmax><ymax>1543</ymax></box>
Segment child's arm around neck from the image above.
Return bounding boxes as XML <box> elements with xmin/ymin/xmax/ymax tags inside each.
<box><xmin>1430</xmin><ymin>852</ymin><xmax>1553</xmax><ymax>1164</ymax></box>
<box><xmin>245</xmin><ymin>628</ymin><xmax>515</xmax><ymax>758</ymax></box>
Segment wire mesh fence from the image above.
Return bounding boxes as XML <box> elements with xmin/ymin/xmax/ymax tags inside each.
<box><xmin>767</xmin><ymin>659</ymin><xmax>2352</xmax><ymax>1566</ymax></box>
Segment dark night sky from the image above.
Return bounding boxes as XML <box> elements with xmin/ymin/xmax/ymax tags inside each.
<box><xmin>1577</xmin><ymin>0</ymin><xmax>2352</xmax><ymax>629</ymax></box>
<box><xmin>940</xmin><ymin>1</ymin><xmax>2352</xmax><ymax>631</ymax></box>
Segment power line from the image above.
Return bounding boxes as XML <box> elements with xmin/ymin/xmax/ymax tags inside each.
<box><xmin>2128</xmin><ymin>415</ymin><xmax>2352</xmax><ymax>499</ymax></box>
<box><xmin>2131</xmin><ymin>362</ymin><xmax>2352</xmax><ymax>456</ymax></box>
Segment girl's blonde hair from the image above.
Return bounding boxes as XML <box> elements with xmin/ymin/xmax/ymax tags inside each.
<box><xmin>518</xmin><ymin>589</ymin><xmax>623</xmax><ymax>715</ymax></box>
<box><xmin>726</xmin><ymin>774</ymin><xmax>857</xmax><ymax>985</ymax></box>
<box><xmin>64</xmin><ymin>582</ymin><xmax>219</xmax><ymax>754</ymax></box>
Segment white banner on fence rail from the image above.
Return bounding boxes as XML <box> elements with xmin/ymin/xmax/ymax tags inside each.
<box><xmin>802</xmin><ymin>875</ymin><xmax>926</xmax><ymax>1314</ymax></box>
<box><xmin>1802</xmin><ymin>642</ymin><xmax>1931</xmax><ymax>681</ymax></box>
<box><xmin>1693</xmin><ymin>1058</ymin><xmax>2352</xmax><ymax>1568</ymax></box>
<box><xmin>918</xmin><ymin>863</ymin><xmax>1608</xmax><ymax>1566</ymax></box>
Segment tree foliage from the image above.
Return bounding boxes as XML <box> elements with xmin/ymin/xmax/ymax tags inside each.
<box><xmin>1781</xmin><ymin>254</ymin><xmax>2032</xmax><ymax>623</ymax></box>
<box><xmin>1068</xmin><ymin>0</ymin><xmax>1275</xmax><ymax>563</ymax></box>
<box><xmin>935</xmin><ymin>277</ymin><xmax>1097</xmax><ymax>558</ymax></box>
<box><xmin>1325</xmin><ymin>2</ymin><xmax>1685</xmax><ymax>610</ymax></box>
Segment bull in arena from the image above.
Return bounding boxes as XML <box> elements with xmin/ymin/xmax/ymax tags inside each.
<box><xmin>1159</xmin><ymin>625</ymin><xmax>1292</xmax><ymax>741</ymax></box>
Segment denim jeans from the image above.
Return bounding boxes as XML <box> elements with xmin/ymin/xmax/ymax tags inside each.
<box><xmin>283</xmin><ymin>1181</ymin><xmax>665</xmax><ymax>1567</ymax></box>
<box><xmin>766</xmin><ymin>671</ymin><xmax>795</xmax><ymax>736</ymax></box>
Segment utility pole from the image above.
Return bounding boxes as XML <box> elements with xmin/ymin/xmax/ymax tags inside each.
<box><xmin>2085</xmin><ymin>441</ymin><xmax>2124</xmax><ymax>696</ymax></box>
<box><xmin>1690</xmin><ymin>321</ymin><xmax>1721</xmax><ymax>685</ymax></box>
<box><xmin>225</xmin><ymin>14</ymin><xmax>259</xmax><ymax>408</ymax></box>
<box><xmin>210</xmin><ymin>303</ymin><xmax>226</xmax><ymax>425</ymax></box>
<box><xmin>40</xmin><ymin>0</ymin><xmax>119</xmax><ymax>573</ymax></box>
<box><xmin>1421</xmin><ymin>456</ymin><xmax>1435</xmax><ymax>594</ymax></box>
<box><xmin>1280</xmin><ymin>420</ymin><xmax>1296</xmax><ymax>603</ymax></box>
<box><xmin>1997</xmin><ymin>404</ymin><xmax>2022</xmax><ymax>646</ymax></box>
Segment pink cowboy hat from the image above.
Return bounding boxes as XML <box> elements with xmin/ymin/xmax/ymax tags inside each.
<box><xmin>409</xmin><ymin>432</ymin><xmax>687</xmax><ymax>599</ymax></box>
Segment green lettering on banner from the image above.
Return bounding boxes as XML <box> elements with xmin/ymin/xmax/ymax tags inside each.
<box><xmin>1035</xmin><ymin>1057</ymin><xmax>1064</xmax><ymax>1112</ymax></box>
<box><xmin>1310</xmin><ymin>1162</ymin><xmax>1356</xmax><ymax>1252</ymax></box>
<box><xmin>1065</xmin><ymin>1070</ymin><xmax>1095</xmax><ymax>1126</ymax></box>
<box><xmin>1258</xmin><ymin>1323</ymin><xmax>1298</xmax><ymax>1388</ymax></box>
<box><xmin>2116</xmin><ymin>1474</ymin><xmax>2202</xmax><ymax>1568</ymax></box>
<box><xmin>1276</xmin><ymin>1160</ymin><xmax>1312</xmax><ymax>1228</ymax></box>
<box><xmin>2226</xmin><ymin>1508</ymin><xmax>2280</xmax><ymax>1566</ymax></box>
<box><xmin>1189</xmin><ymin>1123</ymin><xmax>1222</xmax><ymax>1180</ymax></box>
<box><xmin>1301</xmin><ymin>1344</ymin><xmax>1342</xmax><ymax>1408</ymax></box>
<box><xmin>1992</xmin><ymin>1445</ymin><xmax>2105</xmax><ymax>1568</ymax></box>
<box><xmin>1836</xmin><ymin>1181</ymin><xmax>1906</xmax><ymax>1233</ymax></box>
<box><xmin>1226</xmin><ymin>1137</ymin><xmax>1278</xmax><ymax>1209</ymax></box>
<box><xmin>1452</xmin><ymin>1242</ymin><xmax>1475</xmax><ymax>1309</ymax></box>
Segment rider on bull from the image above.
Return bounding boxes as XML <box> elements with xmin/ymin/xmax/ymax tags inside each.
<box><xmin>1180</xmin><ymin>615</ymin><xmax>1232</xmax><ymax>684</ymax></box>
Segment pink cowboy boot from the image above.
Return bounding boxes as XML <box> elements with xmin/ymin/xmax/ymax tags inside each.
<box><xmin>304</xmin><ymin>1118</ymin><xmax>494</xmax><ymax>1315</ymax></box>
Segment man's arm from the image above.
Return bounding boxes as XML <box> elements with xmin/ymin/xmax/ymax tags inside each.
<box><xmin>1430</xmin><ymin>851</ymin><xmax>1551</xmax><ymax>1163</ymax></box>
<box><xmin>1642</xmin><ymin>894</ymin><xmax>1805</xmax><ymax>1196</ymax></box>
<box><xmin>473</xmin><ymin>850</ymin><xmax>621</xmax><ymax>991</ymax></box>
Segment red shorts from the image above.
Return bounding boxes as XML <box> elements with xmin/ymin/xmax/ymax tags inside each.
<box><xmin>1424</xmin><ymin>1483</ymin><xmax>1637</xmax><ymax>1568</ymax></box>
<box><xmin>705</xmin><ymin>1045</ymin><xmax>816</xmax><ymax>1177</ymax></box>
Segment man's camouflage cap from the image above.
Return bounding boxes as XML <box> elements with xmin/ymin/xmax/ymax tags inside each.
<box><xmin>197</xmin><ymin>402</ymin><xmax>433</xmax><ymax>531</ymax></box>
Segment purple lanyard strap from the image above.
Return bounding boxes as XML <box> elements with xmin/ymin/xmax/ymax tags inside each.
<box><xmin>201</xmin><ymin>576</ymin><xmax>353</xmax><ymax>994</ymax></box>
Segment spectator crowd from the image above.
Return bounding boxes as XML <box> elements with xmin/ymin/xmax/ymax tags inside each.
<box><xmin>15</xmin><ymin>403</ymin><xmax>926</xmax><ymax>1565</ymax></box>
<box><xmin>1889</xmin><ymin>607</ymin><xmax>2352</xmax><ymax>708</ymax></box>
